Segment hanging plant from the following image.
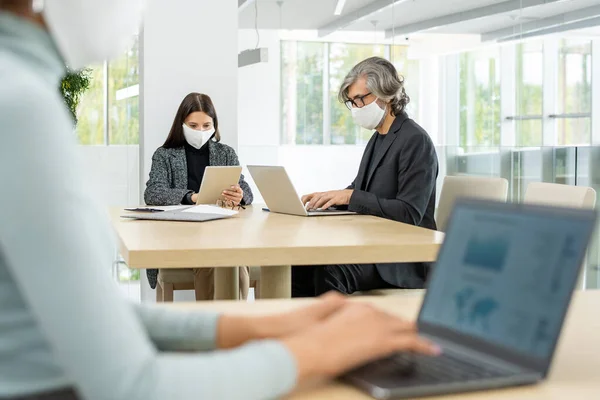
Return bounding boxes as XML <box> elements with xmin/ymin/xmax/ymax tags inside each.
<box><xmin>60</xmin><ymin>68</ymin><xmax>92</xmax><ymax>124</ymax></box>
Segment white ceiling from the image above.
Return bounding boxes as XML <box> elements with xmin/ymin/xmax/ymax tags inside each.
<box><xmin>239</xmin><ymin>0</ymin><xmax>600</xmax><ymax>39</ymax></box>
<box><xmin>431</xmin><ymin>0</ymin><xmax>600</xmax><ymax>34</ymax></box>
<box><xmin>573</xmin><ymin>26</ymin><xmax>600</xmax><ymax>36</ymax></box>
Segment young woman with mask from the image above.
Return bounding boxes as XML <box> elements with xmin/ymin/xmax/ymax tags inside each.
<box><xmin>295</xmin><ymin>57</ymin><xmax>439</xmax><ymax>297</ymax></box>
<box><xmin>0</xmin><ymin>2</ymin><xmax>441</xmax><ymax>400</ymax></box>
<box><xmin>144</xmin><ymin>93</ymin><xmax>252</xmax><ymax>300</ymax></box>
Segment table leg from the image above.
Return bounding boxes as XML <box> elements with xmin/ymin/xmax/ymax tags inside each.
<box><xmin>259</xmin><ymin>265</ymin><xmax>291</xmax><ymax>299</ymax></box>
<box><xmin>214</xmin><ymin>267</ymin><xmax>240</xmax><ymax>300</ymax></box>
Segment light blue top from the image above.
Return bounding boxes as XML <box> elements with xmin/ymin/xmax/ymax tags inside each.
<box><xmin>0</xmin><ymin>12</ymin><xmax>296</xmax><ymax>400</ymax></box>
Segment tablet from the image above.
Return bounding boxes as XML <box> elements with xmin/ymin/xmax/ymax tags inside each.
<box><xmin>195</xmin><ymin>166</ymin><xmax>242</xmax><ymax>205</ymax></box>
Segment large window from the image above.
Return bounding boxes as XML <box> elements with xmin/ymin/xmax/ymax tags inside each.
<box><xmin>515</xmin><ymin>41</ymin><xmax>543</xmax><ymax>147</ymax></box>
<box><xmin>281</xmin><ymin>41</ymin><xmax>420</xmax><ymax>145</ymax></box>
<box><xmin>449</xmin><ymin>37</ymin><xmax>598</xmax><ymax>289</ymax></box>
<box><xmin>556</xmin><ymin>39</ymin><xmax>592</xmax><ymax>145</ymax></box>
<box><xmin>458</xmin><ymin>48</ymin><xmax>501</xmax><ymax>151</ymax></box>
<box><xmin>391</xmin><ymin>45</ymin><xmax>420</xmax><ymax>121</ymax></box>
<box><xmin>109</xmin><ymin>37</ymin><xmax>140</xmax><ymax>145</ymax></box>
<box><xmin>76</xmin><ymin>36</ymin><xmax>140</xmax><ymax>145</ymax></box>
<box><xmin>281</xmin><ymin>41</ymin><xmax>324</xmax><ymax>145</ymax></box>
<box><xmin>76</xmin><ymin>65</ymin><xmax>105</xmax><ymax>145</ymax></box>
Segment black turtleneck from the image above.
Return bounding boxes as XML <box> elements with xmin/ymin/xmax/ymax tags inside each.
<box><xmin>183</xmin><ymin>142</ymin><xmax>210</xmax><ymax>203</ymax></box>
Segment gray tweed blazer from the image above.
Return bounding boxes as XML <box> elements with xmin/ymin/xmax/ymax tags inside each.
<box><xmin>144</xmin><ymin>140</ymin><xmax>253</xmax><ymax>206</ymax></box>
<box><xmin>144</xmin><ymin>140</ymin><xmax>253</xmax><ymax>289</ymax></box>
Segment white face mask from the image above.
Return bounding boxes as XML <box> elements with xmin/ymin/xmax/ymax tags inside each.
<box><xmin>351</xmin><ymin>98</ymin><xmax>386</xmax><ymax>130</ymax></box>
<box><xmin>40</xmin><ymin>0</ymin><xmax>144</xmax><ymax>70</ymax></box>
<box><xmin>182</xmin><ymin>124</ymin><xmax>215</xmax><ymax>150</ymax></box>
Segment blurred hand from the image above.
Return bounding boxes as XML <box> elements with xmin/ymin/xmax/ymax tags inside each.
<box><xmin>265</xmin><ymin>292</ymin><xmax>346</xmax><ymax>337</ymax></box>
<box><xmin>191</xmin><ymin>193</ymin><xmax>198</xmax><ymax>203</ymax></box>
<box><xmin>283</xmin><ymin>302</ymin><xmax>441</xmax><ymax>381</ymax></box>
<box><xmin>216</xmin><ymin>292</ymin><xmax>346</xmax><ymax>349</ymax></box>
<box><xmin>222</xmin><ymin>185</ymin><xmax>244</xmax><ymax>205</ymax></box>
<box><xmin>302</xmin><ymin>190</ymin><xmax>353</xmax><ymax>211</ymax></box>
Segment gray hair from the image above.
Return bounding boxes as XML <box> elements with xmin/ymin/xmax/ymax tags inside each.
<box><xmin>338</xmin><ymin>56</ymin><xmax>410</xmax><ymax>116</ymax></box>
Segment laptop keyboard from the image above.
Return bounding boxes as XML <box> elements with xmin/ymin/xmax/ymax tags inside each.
<box><xmin>361</xmin><ymin>351</ymin><xmax>514</xmax><ymax>385</ymax></box>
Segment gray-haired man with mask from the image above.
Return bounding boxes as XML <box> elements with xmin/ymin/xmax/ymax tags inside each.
<box><xmin>295</xmin><ymin>56</ymin><xmax>439</xmax><ymax>297</ymax></box>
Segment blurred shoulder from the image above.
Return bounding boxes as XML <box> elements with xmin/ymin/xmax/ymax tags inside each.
<box><xmin>0</xmin><ymin>61</ymin><xmax>72</xmax><ymax>151</ymax></box>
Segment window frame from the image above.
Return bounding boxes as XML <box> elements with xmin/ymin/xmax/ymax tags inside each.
<box><xmin>554</xmin><ymin>38</ymin><xmax>593</xmax><ymax>146</ymax></box>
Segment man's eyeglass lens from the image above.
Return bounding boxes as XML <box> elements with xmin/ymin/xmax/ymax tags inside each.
<box><xmin>345</xmin><ymin>93</ymin><xmax>371</xmax><ymax>110</ymax></box>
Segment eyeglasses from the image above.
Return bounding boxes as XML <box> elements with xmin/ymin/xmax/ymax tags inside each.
<box><xmin>344</xmin><ymin>92</ymin><xmax>373</xmax><ymax>110</ymax></box>
<box><xmin>216</xmin><ymin>199</ymin><xmax>245</xmax><ymax>211</ymax></box>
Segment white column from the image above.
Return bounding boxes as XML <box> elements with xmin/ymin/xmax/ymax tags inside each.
<box><xmin>500</xmin><ymin>43</ymin><xmax>516</xmax><ymax>148</ymax></box>
<box><xmin>541</xmin><ymin>39</ymin><xmax>559</xmax><ymax>185</ymax></box>
<box><xmin>322</xmin><ymin>42</ymin><xmax>331</xmax><ymax>145</ymax></box>
<box><xmin>419</xmin><ymin>56</ymin><xmax>440</xmax><ymax>144</ymax></box>
<box><xmin>444</xmin><ymin>54</ymin><xmax>460</xmax><ymax>148</ymax></box>
<box><xmin>139</xmin><ymin>0</ymin><xmax>238</xmax><ymax>302</ymax></box>
<box><xmin>141</xmin><ymin>0</ymin><xmax>238</xmax><ymax>177</ymax></box>
<box><xmin>587</xmin><ymin>38</ymin><xmax>600</xmax><ymax>289</ymax></box>
<box><xmin>433</xmin><ymin>54</ymin><xmax>449</xmax><ymax>208</ymax></box>
<box><xmin>443</xmin><ymin>53</ymin><xmax>460</xmax><ymax>186</ymax></box>
<box><xmin>466</xmin><ymin>55</ymin><xmax>476</xmax><ymax>147</ymax></box>
<box><xmin>592</xmin><ymin>39</ymin><xmax>600</xmax><ymax>145</ymax></box>
<box><xmin>542</xmin><ymin>38</ymin><xmax>559</xmax><ymax>147</ymax></box>
<box><xmin>499</xmin><ymin>43</ymin><xmax>516</xmax><ymax>199</ymax></box>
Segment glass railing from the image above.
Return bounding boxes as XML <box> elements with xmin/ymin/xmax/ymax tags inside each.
<box><xmin>435</xmin><ymin>146</ymin><xmax>600</xmax><ymax>290</ymax></box>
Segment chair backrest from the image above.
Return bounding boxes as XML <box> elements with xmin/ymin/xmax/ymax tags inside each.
<box><xmin>436</xmin><ymin>176</ymin><xmax>509</xmax><ymax>232</ymax></box>
<box><xmin>523</xmin><ymin>182</ymin><xmax>596</xmax><ymax>291</ymax></box>
<box><xmin>523</xmin><ymin>182</ymin><xmax>596</xmax><ymax>209</ymax></box>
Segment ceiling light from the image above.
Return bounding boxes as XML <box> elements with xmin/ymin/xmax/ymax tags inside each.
<box><xmin>238</xmin><ymin>48</ymin><xmax>269</xmax><ymax>68</ymax></box>
<box><xmin>334</xmin><ymin>0</ymin><xmax>347</xmax><ymax>15</ymax></box>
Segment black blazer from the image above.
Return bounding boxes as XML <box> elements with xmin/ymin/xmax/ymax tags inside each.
<box><xmin>347</xmin><ymin>112</ymin><xmax>438</xmax><ymax>288</ymax></box>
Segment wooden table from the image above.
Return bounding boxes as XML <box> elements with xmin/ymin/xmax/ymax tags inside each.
<box><xmin>173</xmin><ymin>290</ymin><xmax>600</xmax><ymax>399</ymax></box>
<box><xmin>110</xmin><ymin>206</ymin><xmax>443</xmax><ymax>299</ymax></box>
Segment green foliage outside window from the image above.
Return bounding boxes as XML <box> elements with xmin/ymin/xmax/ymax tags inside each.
<box><xmin>459</xmin><ymin>51</ymin><xmax>501</xmax><ymax>151</ymax></box>
<box><xmin>281</xmin><ymin>41</ymin><xmax>324</xmax><ymax>145</ymax></box>
<box><xmin>109</xmin><ymin>37</ymin><xmax>140</xmax><ymax>145</ymax></box>
<box><xmin>75</xmin><ymin>36</ymin><xmax>139</xmax><ymax>145</ymax></box>
<box><xmin>459</xmin><ymin>39</ymin><xmax>592</xmax><ymax>150</ymax></box>
<box><xmin>75</xmin><ymin>65</ymin><xmax>105</xmax><ymax>144</ymax></box>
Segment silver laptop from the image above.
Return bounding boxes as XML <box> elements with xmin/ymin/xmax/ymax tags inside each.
<box><xmin>344</xmin><ymin>199</ymin><xmax>597</xmax><ymax>399</ymax></box>
<box><xmin>248</xmin><ymin>165</ymin><xmax>355</xmax><ymax>217</ymax></box>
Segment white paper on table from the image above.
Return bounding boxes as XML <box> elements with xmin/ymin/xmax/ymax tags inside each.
<box><xmin>155</xmin><ymin>205</ymin><xmax>190</xmax><ymax>212</ymax></box>
<box><xmin>124</xmin><ymin>205</ymin><xmax>189</xmax><ymax>212</ymax></box>
<box><xmin>181</xmin><ymin>204</ymin><xmax>238</xmax><ymax>217</ymax></box>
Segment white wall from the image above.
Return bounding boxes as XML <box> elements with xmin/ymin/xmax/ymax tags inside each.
<box><xmin>238</xmin><ymin>30</ymin><xmax>281</xmax><ymax>203</ymax></box>
<box><xmin>78</xmin><ymin>146</ymin><xmax>139</xmax><ymax>206</ymax></box>
<box><xmin>141</xmin><ymin>0</ymin><xmax>239</xmax><ymax>188</ymax></box>
<box><xmin>140</xmin><ymin>0</ymin><xmax>238</xmax><ymax>302</ymax></box>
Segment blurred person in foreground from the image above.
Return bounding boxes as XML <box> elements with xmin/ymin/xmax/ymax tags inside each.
<box><xmin>295</xmin><ymin>57</ymin><xmax>438</xmax><ymax>297</ymax></box>
<box><xmin>0</xmin><ymin>1</ymin><xmax>440</xmax><ymax>399</ymax></box>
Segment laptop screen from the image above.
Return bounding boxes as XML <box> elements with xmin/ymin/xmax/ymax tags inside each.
<box><xmin>420</xmin><ymin>202</ymin><xmax>594</xmax><ymax>361</ymax></box>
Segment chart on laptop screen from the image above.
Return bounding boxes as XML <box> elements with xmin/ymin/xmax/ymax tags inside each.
<box><xmin>420</xmin><ymin>206</ymin><xmax>589</xmax><ymax>359</ymax></box>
